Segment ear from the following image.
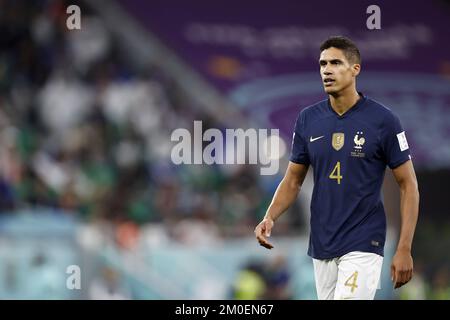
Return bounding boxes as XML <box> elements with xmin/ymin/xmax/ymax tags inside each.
<box><xmin>352</xmin><ymin>64</ymin><xmax>361</xmax><ymax>77</ymax></box>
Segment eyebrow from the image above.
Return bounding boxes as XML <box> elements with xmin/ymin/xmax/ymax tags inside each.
<box><xmin>319</xmin><ymin>59</ymin><xmax>343</xmax><ymax>64</ymax></box>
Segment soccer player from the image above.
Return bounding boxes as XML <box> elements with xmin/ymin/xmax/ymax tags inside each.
<box><xmin>254</xmin><ymin>36</ymin><xmax>420</xmax><ymax>300</ymax></box>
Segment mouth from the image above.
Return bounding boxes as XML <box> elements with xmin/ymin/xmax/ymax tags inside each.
<box><xmin>323</xmin><ymin>78</ymin><xmax>336</xmax><ymax>86</ymax></box>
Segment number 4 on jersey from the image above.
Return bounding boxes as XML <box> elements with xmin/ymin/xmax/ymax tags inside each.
<box><xmin>329</xmin><ymin>161</ymin><xmax>343</xmax><ymax>184</ymax></box>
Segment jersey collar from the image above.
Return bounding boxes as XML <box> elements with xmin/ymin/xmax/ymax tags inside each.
<box><xmin>327</xmin><ymin>92</ymin><xmax>366</xmax><ymax>118</ymax></box>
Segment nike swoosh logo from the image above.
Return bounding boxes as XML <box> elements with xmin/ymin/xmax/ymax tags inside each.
<box><xmin>309</xmin><ymin>135</ymin><xmax>324</xmax><ymax>142</ymax></box>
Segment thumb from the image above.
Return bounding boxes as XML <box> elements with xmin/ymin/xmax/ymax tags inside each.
<box><xmin>265</xmin><ymin>220</ymin><xmax>272</xmax><ymax>237</ymax></box>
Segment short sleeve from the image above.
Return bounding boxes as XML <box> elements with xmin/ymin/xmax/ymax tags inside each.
<box><xmin>289</xmin><ymin>110</ymin><xmax>310</xmax><ymax>165</ymax></box>
<box><xmin>381</xmin><ymin>112</ymin><xmax>411</xmax><ymax>169</ymax></box>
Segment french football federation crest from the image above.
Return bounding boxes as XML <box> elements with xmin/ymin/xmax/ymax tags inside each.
<box><xmin>332</xmin><ymin>133</ymin><xmax>345</xmax><ymax>151</ymax></box>
<box><xmin>353</xmin><ymin>132</ymin><xmax>365</xmax><ymax>149</ymax></box>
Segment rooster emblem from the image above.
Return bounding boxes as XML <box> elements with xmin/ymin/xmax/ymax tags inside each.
<box><xmin>354</xmin><ymin>132</ymin><xmax>365</xmax><ymax>149</ymax></box>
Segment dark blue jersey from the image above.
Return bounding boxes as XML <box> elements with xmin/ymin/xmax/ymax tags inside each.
<box><xmin>290</xmin><ymin>93</ymin><xmax>411</xmax><ymax>259</ymax></box>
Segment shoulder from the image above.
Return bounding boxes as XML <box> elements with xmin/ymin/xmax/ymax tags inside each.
<box><xmin>358</xmin><ymin>97</ymin><xmax>406</xmax><ymax>143</ymax></box>
<box><xmin>364</xmin><ymin>97</ymin><xmax>400</xmax><ymax>122</ymax></box>
<box><xmin>296</xmin><ymin>98</ymin><xmax>329</xmax><ymax>122</ymax></box>
<box><xmin>357</xmin><ymin>97</ymin><xmax>404</xmax><ymax>135</ymax></box>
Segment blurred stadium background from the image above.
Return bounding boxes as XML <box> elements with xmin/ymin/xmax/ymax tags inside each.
<box><xmin>0</xmin><ymin>0</ymin><xmax>449</xmax><ymax>299</ymax></box>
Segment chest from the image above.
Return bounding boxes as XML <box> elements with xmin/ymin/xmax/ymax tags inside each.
<box><xmin>306</xmin><ymin>117</ymin><xmax>381</xmax><ymax>163</ymax></box>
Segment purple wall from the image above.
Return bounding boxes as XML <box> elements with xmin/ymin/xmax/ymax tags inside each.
<box><xmin>119</xmin><ymin>0</ymin><xmax>450</xmax><ymax>169</ymax></box>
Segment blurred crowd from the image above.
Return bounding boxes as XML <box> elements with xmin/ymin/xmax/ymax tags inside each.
<box><xmin>0</xmin><ymin>0</ymin><xmax>303</xmax><ymax>244</ymax></box>
<box><xmin>232</xmin><ymin>255</ymin><xmax>292</xmax><ymax>300</ymax></box>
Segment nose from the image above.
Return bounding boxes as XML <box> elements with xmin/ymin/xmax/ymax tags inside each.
<box><xmin>323</xmin><ymin>66</ymin><xmax>332</xmax><ymax>76</ymax></box>
<box><xmin>322</xmin><ymin>64</ymin><xmax>332</xmax><ymax>76</ymax></box>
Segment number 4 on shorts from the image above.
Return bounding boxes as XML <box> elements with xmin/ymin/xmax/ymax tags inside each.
<box><xmin>344</xmin><ymin>271</ymin><xmax>358</xmax><ymax>293</ymax></box>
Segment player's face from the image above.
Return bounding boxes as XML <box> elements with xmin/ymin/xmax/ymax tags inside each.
<box><xmin>319</xmin><ymin>47</ymin><xmax>360</xmax><ymax>95</ymax></box>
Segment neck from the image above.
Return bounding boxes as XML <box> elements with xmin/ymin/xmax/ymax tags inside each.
<box><xmin>329</xmin><ymin>87</ymin><xmax>360</xmax><ymax>116</ymax></box>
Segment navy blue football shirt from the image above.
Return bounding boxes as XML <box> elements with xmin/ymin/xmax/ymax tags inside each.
<box><xmin>290</xmin><ymin>93</ymin><xmax>411</xmax><ymax>259</ymax></box>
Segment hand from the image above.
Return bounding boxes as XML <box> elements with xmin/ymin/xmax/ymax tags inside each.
<box><xmin>254</xmin><ymin>218</ymin><xmax>274</xmax><ymax>249</ymax></box>
<box><xmin>391</xmin><ymin>248</ymin><xmax>413</xmax><ymax>289</ymax></box>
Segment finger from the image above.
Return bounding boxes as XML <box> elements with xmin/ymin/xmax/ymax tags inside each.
<box><xmin>264</xmin><ymin>221</ymin><xmax>272</xmax><ymax>237</ymax></box>
<box><xmin>395</xmin><ymin>270</ymin><xmax>407</xmax><ymax>289</ymax></box>
<box><xmin>394</xmin><ymin>272</ymin><xmax>404</xmax><ymax>289</ymax></box>
<box><xmin>256</xmin><ymin>235</ymin><xmax>273</xmax><ymax>249</ymax></box>
<box><xmin>402</xmin><ymin>269</ymin><xmax>411</xmax><ymax>284</ymax></box>
<box><xmin>405</xmin><ymin>269</ymin><xmax>413</xmax><ymax>284</ymax></box>
<box><xmin>390</xmin><ymin>264</ymin><xmax>395</xmax><ymax>283</ymax></box>
<box><xmin>256</xmin><ymin>234</ymin><xmax>266</xmax><ymax>244</ymax></box>
<box><xmin>257</xmin><ymin>235</ymin><xmax>273</xmax><ymax>249</ymax></box>
<box><xmin>398</xmin><ymin>270</ymin><xmax>406</xmax><ymax>285</ymax></box>
<box><xmin>396</xmin><ymin>278</ymin><xmax>408</xmax><ymax>289</ymax></box>
<box><xmin>255</xmin><ymin>224</ymin><xmax>265</xmax><ymax>238</ymax></box>
<box><xmin>392</xmin><ymin>270</ymin><xmax>400</xmax><ymax>289</ymax></box>
<box><xmin>259</xmin><ymin>240</ymin><xmax>273</xmax><ymax>249</ymax></box>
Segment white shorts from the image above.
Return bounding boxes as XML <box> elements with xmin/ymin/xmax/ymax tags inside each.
<box><xmin>312</xmin><ymin>251</ymin><xmax>383</xmax><ymax>300</ymax></box>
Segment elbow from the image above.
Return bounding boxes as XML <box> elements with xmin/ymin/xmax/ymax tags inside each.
<box><xmin>399</xmin><ymin>178</ymin><xmax>419</xmax><ymax>196</ymax></box>
<box><xmin>289</xmin><ymin>178</ymin><xmax>302</xmax><ymax>192</ymax></box>
<box><xmin>412</xmin><ymin>180</ymin><xmax>420</xmax><ymax>199</ymax></box>
<box><xmin>401</xmin><ymin>180</ymin><xmax>420</xmax><ymax>203</ymax></box>
<box><xmin>281</xmin><ymin>177</ymin><xmax>301</xmax><ymax>194</ymax></box>
<box><xmin>410</xmin><ymin>179</ymin><xmax>419</xmax><ymax>196</ymax></box>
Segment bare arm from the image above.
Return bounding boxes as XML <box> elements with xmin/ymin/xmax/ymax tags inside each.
<box><xmin>390</xmin><ymin>160</ymin><xmax>420</xmax><ymax>288</ymax></box>
<box><xmin>254</xmin><ymin>161</ymin><xmax>309</xmax><ymax>249</ymax></box>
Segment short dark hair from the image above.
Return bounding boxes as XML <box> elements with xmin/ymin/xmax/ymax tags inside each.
<box><xmin>320</xmin><ymin>36</ymin><xmax>361</xmax><ymax>65</ymax></box>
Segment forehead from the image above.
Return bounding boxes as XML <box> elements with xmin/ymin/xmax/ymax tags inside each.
<box><xmin>319</xmin><ymin>47</ymin><xmax>348</xmax><ymax>62</ymax></box>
